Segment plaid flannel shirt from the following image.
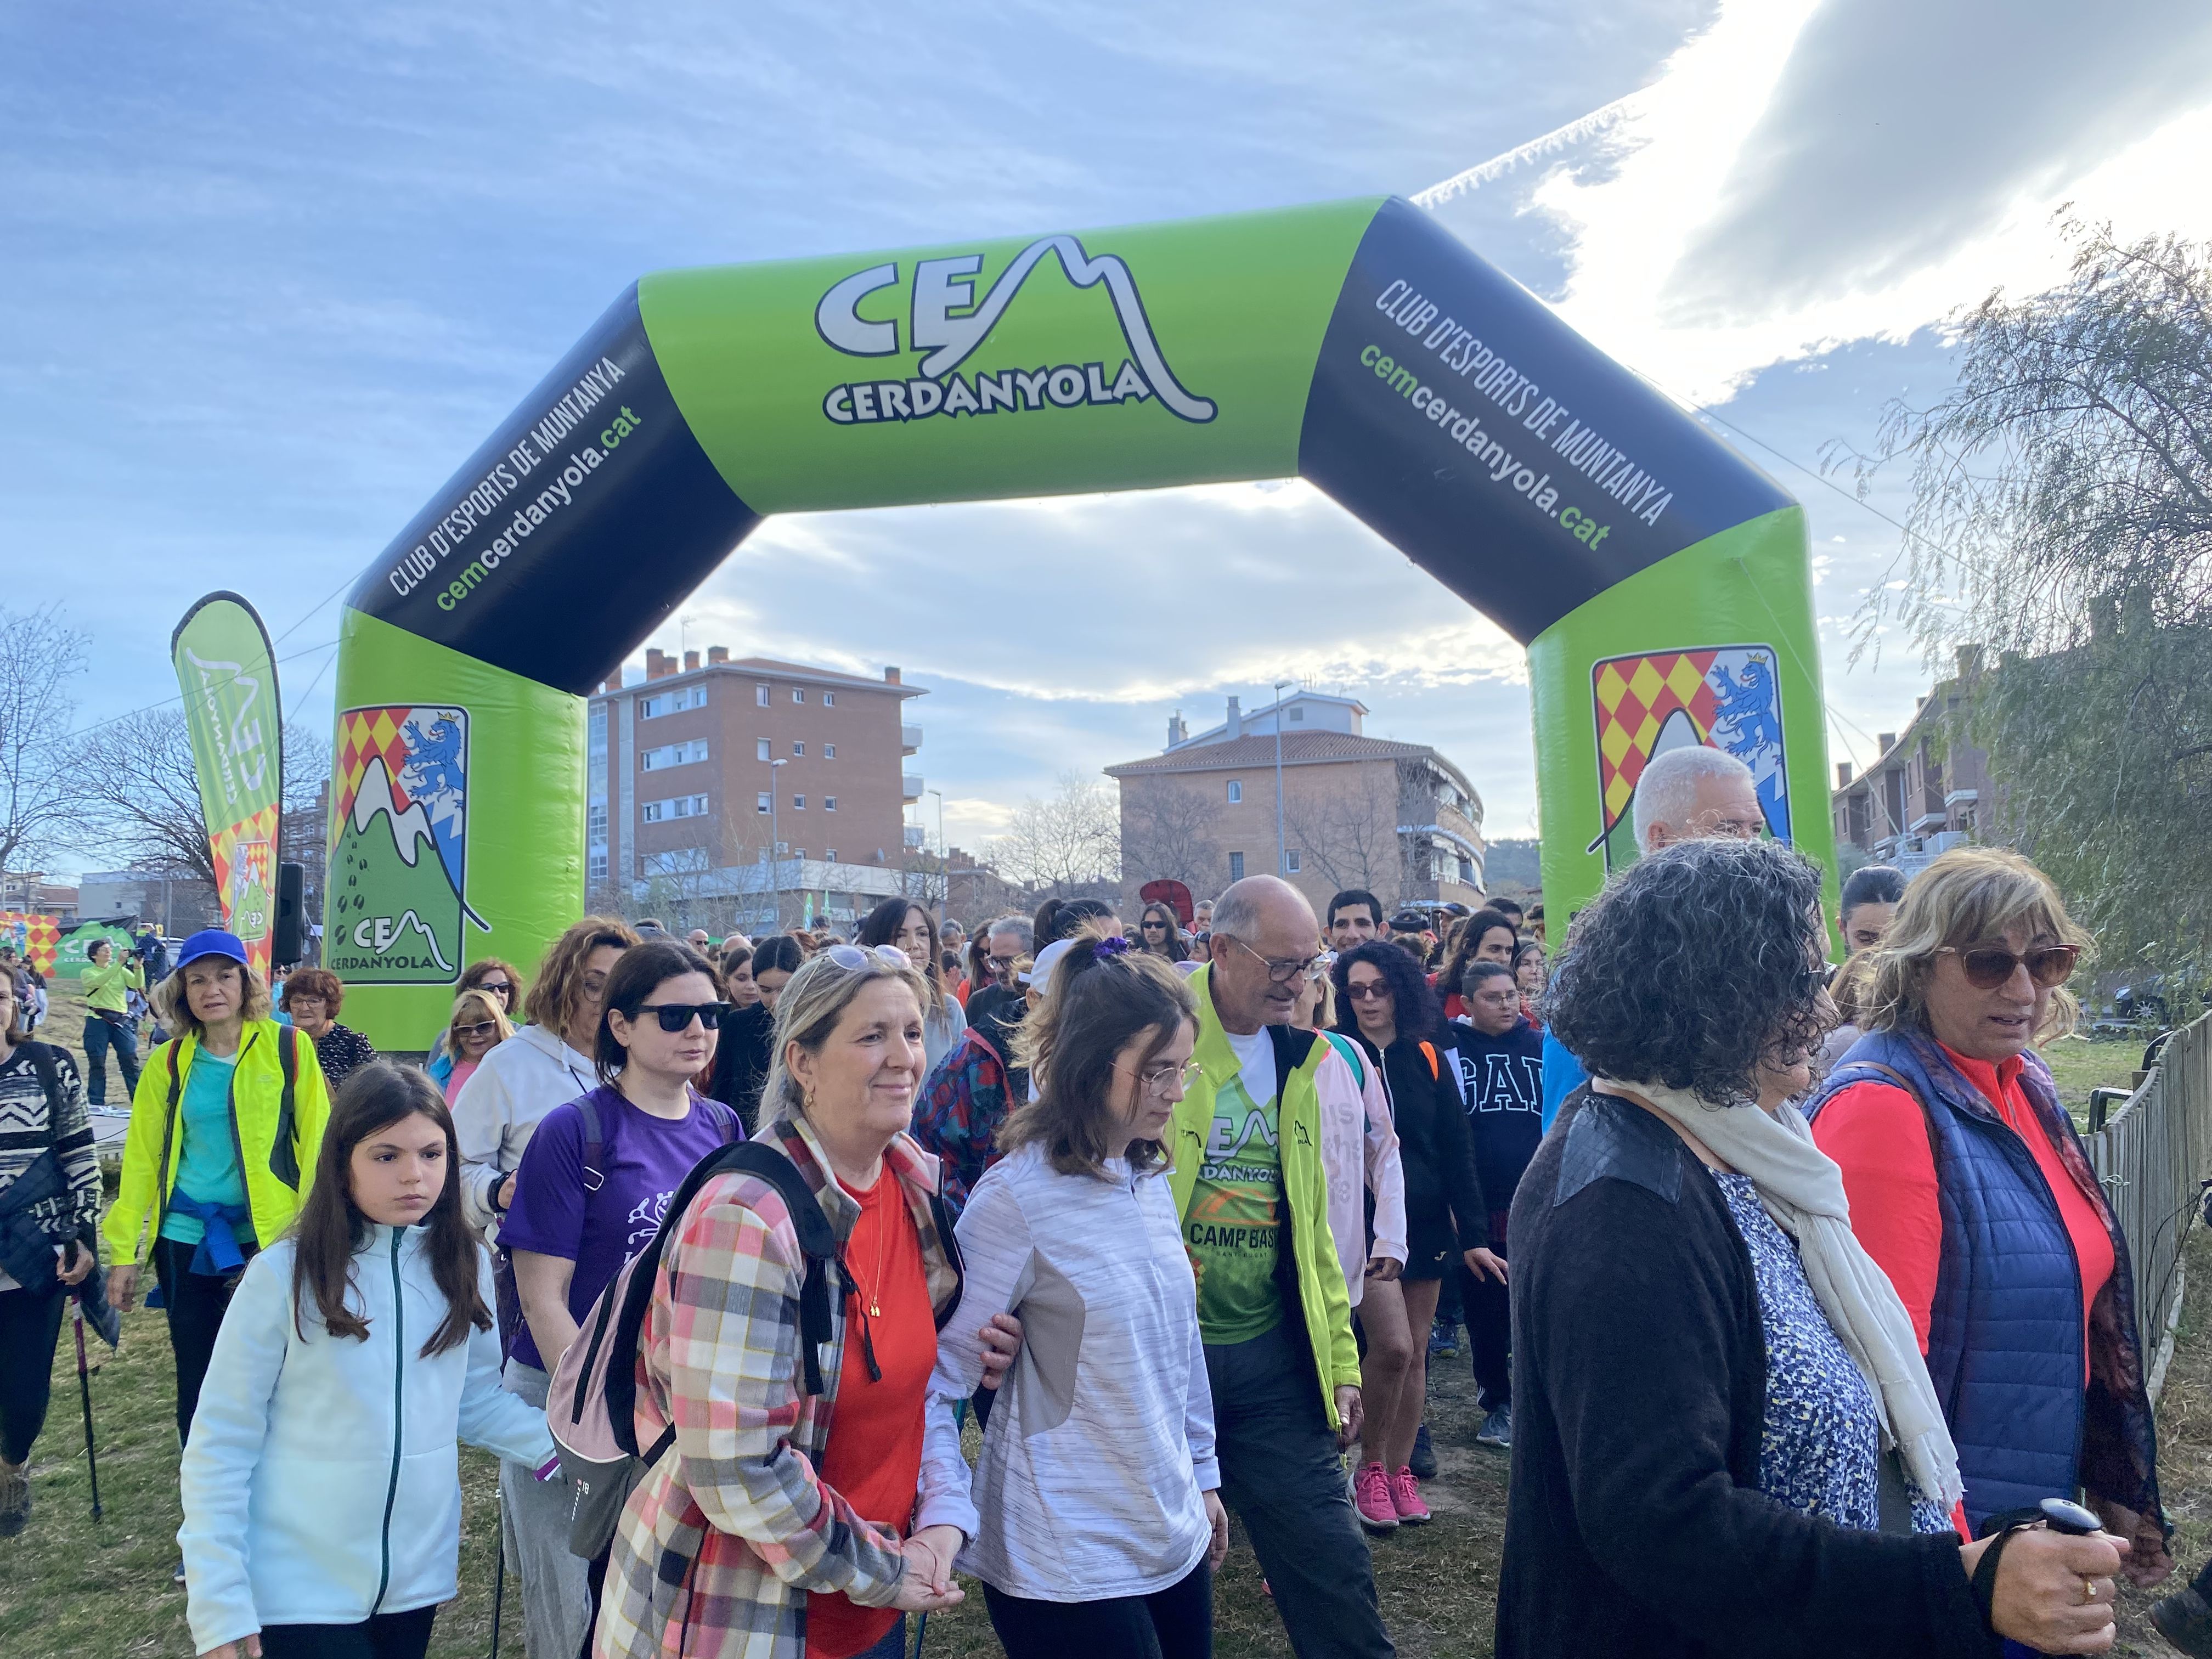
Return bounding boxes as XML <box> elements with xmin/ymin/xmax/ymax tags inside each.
<box><xmin>594</xmin><ymin>1113</ymin><xmax>964</xmax><ymax>1659</ymax></box>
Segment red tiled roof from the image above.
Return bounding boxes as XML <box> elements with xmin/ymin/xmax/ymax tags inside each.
<box><xmin>1103</xmin><ymin>732</ymin><xmax>1436</xmax><ymax>775</ymax></box>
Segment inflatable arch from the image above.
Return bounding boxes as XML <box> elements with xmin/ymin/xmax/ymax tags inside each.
<box><xmin>328</xmin><ymin>195</ymin><xmax>1829</xmax><ymax>1043</ymax></box>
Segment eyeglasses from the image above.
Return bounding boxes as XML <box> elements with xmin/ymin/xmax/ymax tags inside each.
<box><xmin>1228</xmin><ymin>936</ymin><xmax>1323</xmax><ymax>985</ymax></box>
<box><xmin>635</xmin><ymin>1001</ymin><xmax>735</xmax><ymax>1032</ymax></box>
<box><xmin>823</xmin><ymin>943</ymin><xmax>911</xmax><ymax>972</ymax></box>
<box><xmin>1942</xmin><ymin>944</ymin><xmax>2080</xmax><ymax>990</ymax></box>
<box><xmin>454</xmin><ymin>1020</ymin><xmax>500</xmax><ymax>1038</ymax></box>
<box><xmin>1345</xmin><ymin>982</ymin><xmax>1393</xmax><ymax>1002</ymax></box>
<box><xmin>1118</xmin><ymin>1058</ymin><xmax>1204</xmax><ymax>1096</ymax></box>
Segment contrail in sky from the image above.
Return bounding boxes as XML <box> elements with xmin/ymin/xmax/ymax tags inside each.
<box><xmin>1412</xmin><ymin>92</ymin><xmax>1647</xmax><ymax>208</ymax></box>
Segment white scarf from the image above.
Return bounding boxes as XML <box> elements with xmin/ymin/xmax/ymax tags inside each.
<box><xmin>1596</xmin><ymin>1076</ymin><xmax>1965</xmax><ymax>1512</ymax></box>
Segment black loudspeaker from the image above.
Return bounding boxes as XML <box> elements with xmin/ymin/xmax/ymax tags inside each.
<box><xmin>274</xmin><ymin>862</ymin><xmax>307</xmax><ymax>967</ymax></box>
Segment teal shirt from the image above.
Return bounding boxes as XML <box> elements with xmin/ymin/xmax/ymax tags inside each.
<box><xmin>159</xmin><ymin>1051</ymin><xmax>246</xmax><ymax>1245</ymax></box>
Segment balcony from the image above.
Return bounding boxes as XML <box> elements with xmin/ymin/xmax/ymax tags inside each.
<box><xmin>1944</xmin><ymin>788</ymin><xmax>1978</xmax><ymax>808</ymax></box>
<box><xmin>902</xmin><ymin>773</ymin><xmax>923</xmax><ymax>803</ymax></box>
<box><xmin>901</xmin><ymin>724</ymin><xmax>923</xmax><ymax>755</ymax></box>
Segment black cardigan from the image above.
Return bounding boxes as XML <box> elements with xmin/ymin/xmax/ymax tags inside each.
<box><xmin>1495</xmin><ymin>1090</ymin><xmax>1999</xmax><ymax>1659</ymax></box>
<box><xmin>1344</xmin><ymin>1026</ymin><xmax>1486</xmax><ymax>1245</ymax></box>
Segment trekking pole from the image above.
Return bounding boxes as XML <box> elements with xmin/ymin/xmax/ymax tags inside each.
<box><xmin>488</xmin><ymin>1484</ymin><xmax>505</xmax><ymax>1659</ymax></box>
<box><xmin>72</xmin><ymin>1302</ymin><xmax>103</xmax><ymax>1522</ymax></box>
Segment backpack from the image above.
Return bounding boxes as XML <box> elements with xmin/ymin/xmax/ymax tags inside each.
<box><xmin>548</xmin><ymin>1138</ymin><xmax>840</xmax><ymax>1560</ymax></box>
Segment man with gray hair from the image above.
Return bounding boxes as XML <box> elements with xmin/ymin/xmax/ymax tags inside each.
<box><xmin>1630</xmin><ymin>744</ymin><xmax>1763</xmax><ymax>854</ymax></box>
<box><xmin>1543</xmin><ymin>745</ymin><xmax>1769</xmax><ymax>1130</ymax></box>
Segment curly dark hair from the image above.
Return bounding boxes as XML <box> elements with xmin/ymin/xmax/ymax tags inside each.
<box><xmin>1546</xmin><ymin>837</ymin><xmax>1829</xmax><ymax>1104</ymax></box>
<box><xmin>1329</xmin><ymin>938</ymin><xmax>1444</xmax><ymax>1045</ymax></box>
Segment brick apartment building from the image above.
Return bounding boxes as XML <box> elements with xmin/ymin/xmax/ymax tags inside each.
<box><xmin>588</xmin><ymin>647</ymin><xmax>927</xmax><ymax>931</ymax></box>
<box><xmin>1105</xmin><ymin>690</ymin><xmax>1487</xmax><ymax>918</ymax></box>
<box><xmin>1830</xmin><ymin>646</ymin><xmax>1996</xmax><ymax>876</ymax></box>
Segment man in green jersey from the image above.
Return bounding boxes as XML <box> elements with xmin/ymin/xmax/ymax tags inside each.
<box><xmin>1169</xmin><ymin>877</ymin><xmax>1392</xmax><ymax>1659</ymax></box>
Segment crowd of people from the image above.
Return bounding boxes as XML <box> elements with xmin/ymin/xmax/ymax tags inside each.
<box><xmin>2</xmin><ymin>755</ymin><xmax>2204</xmax><ymax>1657</ymax></box>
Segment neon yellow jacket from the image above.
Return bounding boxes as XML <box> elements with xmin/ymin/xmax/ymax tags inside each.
<box><xmin>1169</xmin><ymin>964</ymin><xmax>1361</xmax><ymax>1429</ymax></box>
<box><xmin>81</xmin><ymin>957</ymin><xmax>143</xmax><ymax>1015</ymax></box>
<box><xmin>101</xmin><ymin>1020</ymin><xmax>331</xmax><ymax>1266</ymax></box>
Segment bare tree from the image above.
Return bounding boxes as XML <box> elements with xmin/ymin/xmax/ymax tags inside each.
<box><xmin>994</xmin><ymin>774</ymin><xmax>1120</xmax><ymax>900</ymax></box>
<box><xmin>1119</xmin><ymin>780</ymin><xmax>1225</xmax><ymax>895</ymax></box>
<box><xmin>1281</xmin><ymin>761</ymin><xmax>1407</xmax><ymax>904</ymax></box>
<box><xmin>0</xmin><ymin>605</ymin><xmax>88</xmax><ymax>872</ymax></box>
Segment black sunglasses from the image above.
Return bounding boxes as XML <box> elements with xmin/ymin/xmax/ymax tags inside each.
<box><xmin>634</xmin><ymin>1001</ymin><xmax>734</xmax><ymax>1032</ymax></box>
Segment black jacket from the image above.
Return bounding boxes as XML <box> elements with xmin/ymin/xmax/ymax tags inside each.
<box><xmin>703</xmin><ymin>1002</ymin><xmax>775</xmax><ymax>1135</ymax></box>
<box><xmin>1496</xmin><ymin>1088</ymin><xmax>1997</xmax><ymax>1659</ymax></box>
<box><xmin>1344</xmin><ymin>1025</ymin><xmax>1485</xmax><ymax>1246</ymax></box>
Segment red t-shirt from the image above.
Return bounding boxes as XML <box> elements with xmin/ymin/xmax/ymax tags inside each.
<box><xmin>805</xmin><ymin>1169</ymin><xmax>935</xmax><ymax>1658</ymax></box>
<box><xmin>1813</xmin><ymin>1045</ymin><xmax>2115</xmax><ymax>1379</ymax></box>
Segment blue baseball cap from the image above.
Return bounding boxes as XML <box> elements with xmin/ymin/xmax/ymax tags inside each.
<box><xmin>176</xmin><ymin>929</ymin><xmax>249</xmax><ymax>971</ymax></box>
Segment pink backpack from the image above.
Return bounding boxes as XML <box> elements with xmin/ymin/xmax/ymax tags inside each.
<box><xmin>547</xmin><ymin>1138</ymin><xmax>839</xmax><ymax>1557</ymax></box>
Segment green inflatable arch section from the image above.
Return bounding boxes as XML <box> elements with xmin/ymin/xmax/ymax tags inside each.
<box><xmin>328</xmin><ymin>194</ymin><xmax>1827</xmax><ymax>1045</ymax></box>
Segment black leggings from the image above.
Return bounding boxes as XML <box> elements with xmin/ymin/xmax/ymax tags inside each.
<box><xmin>153</xmin><ymin>1237</ymin><xmax>247</xmax><ymax>1444</ymax></box>
<box><xmin>982</xmin><ymin>1558</ymin><xmax>1212</xmax><ymax>1659</ymax></box>
<box><xmin>0</xmin><ymin>1287</ymin><xmax>67</xmax><ymax>1465</ymax></box>
<box><xmin>258</xmin><ymin>1605</ymin><xmax>436</xmax><ymax>1659</ymax></box>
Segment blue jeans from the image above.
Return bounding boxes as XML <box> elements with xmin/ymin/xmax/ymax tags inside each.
<box><xmin>82</xmin><ymin>1013</ymin><xmax>140</xmax><ymax>1106</ymax></box>
<box><xmin>854</xmin><ymin>1616</ymin><xmax>907</xmax><ymax>1657</ymax></box>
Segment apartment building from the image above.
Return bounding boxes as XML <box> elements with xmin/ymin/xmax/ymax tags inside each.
<box><xmin>1830</xmin><ymin>647</ymin><xmax>1996</xmax><ymax>876</ymax></box>
<box><xmin>588</xmin><ymin>646</ymin><xmax>926</xmax><ymax>929</ymax></box>
<box><xmin>1105</xmin><ymin>690</ymin><xmax>1487</xmax><ymax>917</ymax></box>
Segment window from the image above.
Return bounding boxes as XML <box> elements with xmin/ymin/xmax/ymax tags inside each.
<box><xmin>823</xmin><ymin>797</ymin><xmax>837</xmax><ymax>811</ymax></box>
<box><xmin>589</xmin><ymin>706</ymin><xmax>608</xmax><ymax>751</ymax></box>
<box><xmin>823</xmin><ymin>692</ymin><xmax>836</xmax><ymax>707</ymax></box>
<box><xmin>793</xmin><ymin>795</ymin><xmax>806</xmax><ymax>810</ymax></box>
<box><xmin>641</xmin><ymin>794</ymin><xmax>711</xmax><ymax>823</ymax></box>
<box><xmin>823</xmin><ymin>743</ymin><xmax>837</xmax><ymax>759</ymax></box>
<box><xmin>1283</xmin><ymin>849</ymin><xmax>1302</xmax><ymax>873</ymax></box>
<box><xmin>586</xmin><ymin>804</ymin><xmax>607</xmax><ymax>840</ymax></box>
<box><xmin>757</xmin><ymin>792</ymin><xmax>772</xmax><ymax>814</ymax></box>
<box><xmin>792</xmin><ymin>741</ymin><xmax>805</xmax><ymax>757</ymax></box>
<box><xmin>756</xmin><ymin>738</ymin><xmax>771</xmax><ymax>762</ymax></box>
<box><xmin>792</xmin><ymin>689</ymin><xmax>805</xmax><ymax>703</ymax></box>
<box><xmin>587</xmin><ymin>849</ymin><xmax>608</xmax><ymax>881</ymax></box>
<box><xmin>1227</xmin><ymin>780</ymin><xmax>1243</xmax><ymax>803</ymax></box>
<box><xmin>756</xmin><ymin>684</ymin><xmax>771</xmax><ymax>707</ymax></box>
<box><xmin>1228</xmin><ymin>851</ymin><xmax>1246</xmax><ymax>882</ymax></box>
<box><xmin>640</xmin><ymin>740</ymin><xmax>709</xmax><ymax>771</ymax></box>
<box><xmin>1289</xmin><ymin>706</ymin><xmax>1305</xmax><ymax>722</ymax></box>
<box><xmin>825</xmin><ymin>849</ymin><xmax>837</xmax><ymax>862</ymax></box>
<box><xmin>640</xmin><ymin>685</ymin><xmax>708</xmax><ymax>718</ymax></box>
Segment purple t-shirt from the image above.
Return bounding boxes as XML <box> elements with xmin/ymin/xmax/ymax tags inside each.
<box><xmin>499</xmin><ymin>1084</ymin><xmax>738</xmax><ymax>1370</ymax></box>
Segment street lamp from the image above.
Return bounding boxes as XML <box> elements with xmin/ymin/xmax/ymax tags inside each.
<box><xmin>926</xmin><ymin>787</ymin><xmax>946</xmax><ymax>933</ymax></box>
<box><xmin>1273</xmin><ymin>678</ymin><xmax>1293</xmax><ymax>876</ymax></box>
<box><xmin>768</xmin><ymin>758</ymin><xmax>787</xmax><ymax>931</ymax></box>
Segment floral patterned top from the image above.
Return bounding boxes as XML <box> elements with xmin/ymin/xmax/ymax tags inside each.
<box><xmin>1709</xmin><ymin>1170</ymin><xmax>1949</xmax><ymax>1534</ymax></box>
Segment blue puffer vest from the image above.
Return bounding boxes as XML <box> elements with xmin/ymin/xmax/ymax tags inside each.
<box><xmin>1805</xmin><ymin>1026</ymin><xmax>2160</xmax><ymax>1534</ymax></box>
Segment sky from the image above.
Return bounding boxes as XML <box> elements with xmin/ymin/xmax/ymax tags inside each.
<box><xmin>9</xmin><ymin>0</ymin><xmax>2212</xmax><ymax>873</ymax></box>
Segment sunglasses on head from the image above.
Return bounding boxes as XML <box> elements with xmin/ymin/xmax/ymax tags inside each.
<box><xmin>824</xmin><ymin>943</ymin><xmax>910</xmax><ymax>973</ymax></box>
<box><xmin>635</xmin><ymin>1001</ymin><xmax>735</xmax><ymax>1032</ymax></box>
<box><xmin>1942</xmin><ymin>944</ymin><xmax>2080</xmax><ymax>990</ymax></box>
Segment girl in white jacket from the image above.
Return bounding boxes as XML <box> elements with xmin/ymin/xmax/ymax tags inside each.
<box><xmin>180</xmin><ymin>1062</ymin><xmax>554</xmax><ymax>1659</ymax></box>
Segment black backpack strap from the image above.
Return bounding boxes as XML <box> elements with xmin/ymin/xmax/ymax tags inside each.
<box><xmin>600</xmin><ymin>1138</ymin><xmax>839</xmax><ymax>1457</ymax></box>
<box><xmin>268</xmin><ymin>1026</ymin><xmax>303</xmax><ymax>1190</ymax></box>
<box><xmin>167</xmin><ymin>1040</ymin><xmax>184</xmax><ymax>1110</ymax></box>
<box><xmin>575</xmin><ymin>1093</ymin><xmax>605</xmax><ymax>1193</ymax></box>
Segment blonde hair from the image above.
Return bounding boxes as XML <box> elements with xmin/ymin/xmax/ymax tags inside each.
<box><xmin>758</xmin><ymin>947</ymin><xmax>932</xmax><ymax>1125</ymax></box>
<box><xmin>156</xmin><ymin>960</ymin><xmax>274</xmax><ymax>1037</ymax></box>
<box><xmin>447</xmin><ymin>986</ymin><xmax>514</xmax><ymax>1049</ymax></box>
<box><xmin>1860</xmin><ymin>847</ymin><xmax>2092</xmax><ymax>1042</ymax></box>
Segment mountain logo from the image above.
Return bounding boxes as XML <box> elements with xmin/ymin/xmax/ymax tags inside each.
<box><xmin>814</xmin><ymin>235</ymin><xmax>1216</xmax><ymax>427</ymax></box>
<box><xmin>329</xmin><ymin>705</ymin><xmax>476</xmax><ymax>984</ymax></box>
<box><xmin>1588</xmin><ymin>645</ymin><xmax>1790</xmax><ymax>871</ymax></box>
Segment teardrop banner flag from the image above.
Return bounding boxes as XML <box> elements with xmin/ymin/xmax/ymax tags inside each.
<box><xmin>171</xmin><ymin>592</ymin><xmax>284</xmax><ymax>977</ymax></box>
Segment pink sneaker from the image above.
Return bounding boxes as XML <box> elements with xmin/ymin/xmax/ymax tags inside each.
<box><xmin>1353</xmin><ymin>1461</ymin><xmax>1399</xmax><ymax>1532</ymax></box>
<box><xmin>1390</xmin><ymin>1465</ymin><xmax>1432</xmax><ymax>1525</ymax></box>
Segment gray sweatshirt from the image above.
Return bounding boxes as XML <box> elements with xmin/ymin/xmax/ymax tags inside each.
<box><xmin>921</xmin><ymin>1140</ymin><xmax>1218</xmax><ymax>1600</ymax></box>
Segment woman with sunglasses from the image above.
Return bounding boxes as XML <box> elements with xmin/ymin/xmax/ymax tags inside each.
<box><xmin>1136</xmin><ymin>901</ymin><xmax>1190</xmax><ymax>964</ymax></box>
<box><xmin>1805</xmin><ymin>848</ymin><xmax>2170</xmax><ymax>1579</ymax></box>
<box><xmin>497</xmin><ymin>940</ymin><xmax>744</xmax><ymax>1659</ymax></box>
<box><xmin>425</xmin><ymin>957</ymin><xmax>521</xmax><ymax>1093</ymax></box>
<box><xmin>438</xmin><ymin>988</ymin><xmax>512</xmax><ymax>1105</ymax></box>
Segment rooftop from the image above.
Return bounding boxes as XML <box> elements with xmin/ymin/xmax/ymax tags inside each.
<box><xmin>1105</xmin><ymin>731</ymin><xmax>1441</xmax><ymax>775</ymax></box>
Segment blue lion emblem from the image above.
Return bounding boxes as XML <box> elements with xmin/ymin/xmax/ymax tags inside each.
<box><xmin>1709</xmin><ymin>657</ymin><xmax>1781</xmax><ymax>757</ymax></box>
<box><xmin>396</xmin><ymin>709</ymin><xmax>468</xmax><ymax>889</ymax></box>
